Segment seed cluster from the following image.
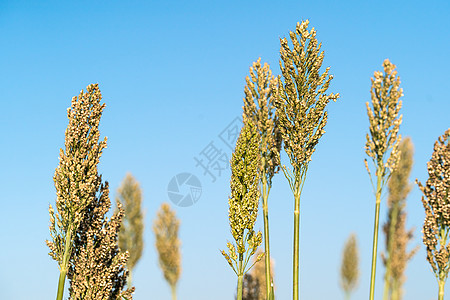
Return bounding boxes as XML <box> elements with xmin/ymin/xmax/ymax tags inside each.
<box><xmin>69</xmin><ymin>185</ymin><xmax>134</xmax><ymax>300</ymax></box>
<box><xmin>275</xmin><ymin>20</ymin><xmax>339</xmax><ymax>180</ymax></box>
<box><xmin>47</xmin><ymin>84</ymin><xmax>133</xmax><ymax>300</ymax></box>
<box><xmin>365</xmin><ymin>59</ymin><xmax>403</xmax><ymax>179</ymax></box>
<box><xmin>222</xmin><ymin>120</ymin><xmax>264</xmax><ymax>274</ymax></box>
<box><xmin>418</xmin><ymin>129</ymin><xmax>450</xmax><ymax>278</ymax></box>
<box><xmin>382</xmin><ymin>137</ymin><xmax>417</xmax><ymax>288</ymax></box>
<box><xmin>117</xmin><ymin>173</ymin><xmax>144</xmax><ymax>281</ymax></box>
<box><xmin>243</xmin><ymin>58</ymin><xmax>282</xmax><ymax>183</ymax></box>
<box><xmin>153</xmin><ymin>203</ymin><xmax>181</xmax><ymax>290</ymax></box>
<box><xmin>340</xmin><ymin>234</ymin><xmax>359</xmax><ymax>296</ymax></box>
<box><xmin>47</xmin><ymin>84</ymin><xmax>107</xmax><ymax>265</ymax></box>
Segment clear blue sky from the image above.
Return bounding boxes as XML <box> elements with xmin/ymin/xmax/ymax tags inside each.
<box><xmin>1</xmin><ymin>1</ymin><xmax>449</xmax><ymax>299</ymax></box>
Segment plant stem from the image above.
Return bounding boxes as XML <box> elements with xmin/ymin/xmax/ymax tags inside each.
<box><xmin>171</xmin><ymin>284</ymin><xmax>177</xmax><ymax>300</ymax></box>
<box><xmin>345</xmin><ymin>291</ymin><xmax>351</xmax><ymax>300</ymax></box>
<box><xmin>56</xmin><ymin>269</ymin><xmax>67</xmax><ymax>300</ymax></box>
<box><xmin>261</xmin><ymin>172</ymin><xmax>272</xmax><ymax>299</ymax></box>
<box><xmin>439</xmin><ymin>278</ymin><xmax>445</xmax><ymax>300</ymax></box>
<box><xmin>391</xmin><ymin>279</ymin><xmax>399</xmax><ymax>300</ymax></box>
<box><xmin>56</xmin><ymin>228</ymin><xmax>72</xmax><ymax>300</ymax></box>
<box><xmin>369</xmin><ymin>170</ymin><xmax>383</xmax><ymax>300</ymax></box>
<box><xmin>382</xmin><ymin>203</ymin><xmax>400</xmax><ymax>300</ymax></box>
<box><xmin>237</xmin><ymin>274</ymin><xmax>244</xmax><ymax>300</ymax></box>
<box><xmin>293</xmin><ymin>187</ymin><xmax>300</xmax><ymax>300</ymax></box>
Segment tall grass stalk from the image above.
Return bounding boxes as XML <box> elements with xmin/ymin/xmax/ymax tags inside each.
<box><xmin>117</xmin><ymin>173</ymin><xmax>144</xmax><ymax>288</ymax></box>
<box><xmin>243</xmin><ymin>58</ymin><xmax>281</xmax><ymax>299</ymax></box>
<box><xmin>381</xmin><ymin>137</ymin><xmax>417</xmax><ymax>300</ymax></box>
<box><xmin>47</xmin><ymin>84</ymin><xmax>133</xmax><ymax>300</ymax></box>
<box><xmin>417</xmin><ymin>129</ymin><xmax>450</xmax><ymax>300</ymax></box>
<box><xmin>222</xmin><ymin>120</ymin><xmax>264</xmax><ymax>300</ymax></box>
<box><xmin>364</xmin><ymin>59</ymin><xmax>403</xmax><ymax>300</ymax></box>
<box><xmin>46</xmin><ymin>84</ymin><xmax>108</xmax><ymax>300</ymax></box>
<box><xmin>274</xmin><ymin>20</ymin><xmax>339</xmax><ymax>300</ymax></box>
<box><xmin>153</xmin><ymin>203</ymin><xmax>181</xmax><ymax>300</ymax></box>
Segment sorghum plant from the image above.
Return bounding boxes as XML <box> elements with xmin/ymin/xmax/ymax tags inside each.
<box><xmin>221</xmin><ymin>120</ymin><xmax>264</xmax><ymax>300</ymax></box>
<box><xmin>243</xmin><ymin>58</ymin><xmax>281</xmax><ymax>299</ymax></box>
<box><xmin>382</xmin><ymin>137</ymin><xmax>417</xmax><ymax>300</ymax></box>
<box><xmin>153</xmin><ymin>203</ymin><xmax>181</xmax><ymax>300</ymax></box>
<box><xmin>274</xmin><ymin>19</ymin><xmax>339</xmax><ymax>299</ymax></box>
<box><xmin>417</xmin><ymin>129</ymin><xmax>450</xmax><ymax>300</ymax></box>
<box><xmin>68</xmin><ymin>187</ymin><xmax>134</xmax><ymax>300</ymax></box>
<box><xmin>47</xmin><ymin>84</ymin><xmax>132</xmax><ymax>300</ymax></box>
<box><xmin>117</xmin><ymin>173</ymin><xmax>144</xmax><ymax>287</ymax></box>
<box><xmin>340</xmin><ymin>234</ymin><xmax>359</xmax><ymax>300</ymax></box>
<box><xmin>364</xmin><ymin>59</ymin><xmax>403</xmax><ymax>300</ymax></box>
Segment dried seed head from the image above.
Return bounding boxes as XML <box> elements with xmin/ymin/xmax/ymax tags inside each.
<box><xmin>153</xmin><ymin>203</ymin><xmax>181</xmax><ymax>290</ymax></box>
<box><xmin>340</xmin><ymin>233</ymin><xmax>359</xmax><ymax>295</ymax></box>
<box><xmin>68</xmin><ymin>185</ymin><xmax>134</xmax><ymax>300</ymax></box>
<box><xmin>243</xmin><ymin>58</ymin><xmax>282</xmax><ymax>183</ymax></box>
<box><xmin>418</xmin><ymin>129</ymin><xmax>450</xmax><ymax>280</ymax></box>
<box><xmin>47</xmin><ymin>83</ymin><xmax>107</xmax><ymax>264</ymax></box>
<box><xmin>365</xmin><ymin>59</ymin><xmax>403</xmax><ymax>179</ymax></box>
<box><xmin>47</xmin><ymin>84</ymin><xmax>133</xmax><ymax>299</ymax></box>
<box><xmin>382</xmin><ymin>137</ymin><xmax>418</xmax><ymax>289</ymax></box>
<box><xmin>275</xmin><ymin>20</ymin><xmax>339</xmax><ymax>175</ymax></box>
<box><xmin>117</xmin><ymin>173</ymin><xmax>144</xmax><ymax>278</ymax></box>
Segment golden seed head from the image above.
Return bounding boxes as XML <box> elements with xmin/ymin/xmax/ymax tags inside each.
<box><xmin>365</xmin><ymin>59</ymin><xmax>403</xmax><ymax>178</ymax></box>
<box><xmin>340</xmin><ymin>233</ymin><xmax>359</xmax><ymax>295</ymax></box>
<box><xmin>68</xmin><ymin>183</ymin><xmax>134</xmax><ymax>299</ymax></box>
<box><xmin>117</xmin><ymin>173</ymin><xmax>144</xmax><ymax>275</ymax></box>
<box><xmin>418</xmin><ymin>129</ymin><xmax>450</xmax><ymax>279</ymax></box>
<box><xmin>48</xmin><ymin>84</ymin><xmax>133</xmax><ymax>299</ymax></box>
<box><xmin>275</xmin><ymin>20</ymin><xmax>339</xmax><ymax>174</ymax></box>
<box><xmin>243</xmin><ymin>58</ymin><xmax>282</xmax><ymax>183</ymax></box>
<box><xmin>382</xmin><ymin>137</ymin><xmax>418</xmax><ymax>288</ymax></box>
<box><xmin>153</xmin><ymin>203</ymin><xmax>181</xmax><ymax>289</ymax></box>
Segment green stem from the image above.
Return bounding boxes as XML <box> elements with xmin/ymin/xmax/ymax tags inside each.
<box><xmin>439</xmin><ymin>278</ymin><xmax>445</xmax><ymax>300</ymax></box>
<box><xmin>293</xmin><ymin>187</ymin><xmax>300</xmax><ymax>300</ymax></box>
<box><xmin>382</xmin><ymin>203</ymin><xmax>400</xmax><ymax>300</ymax></box>
<box><xmin>237</xmin><ymin>274</ymin><xmax>244</xmax><ymax>300</ymax></box>
<box><xmin>369</xmin><ymin>170</ymin><xmax>383</xmax><ymax>300</ymax></box>
<box><xmin>56</xmin><ymin>228</ymin><xmax>73</xmax><ymax>300</ymax></box>
<box><xmin>391</xmin><ymin>279</ymin><xmax>399</xmax><ymax>300</ymax></box>
<box><xmin>262</xmin><ymin>173</ymin><xmax>272</xmax><ymax>299</ymax></box>
<box><xmin>171</xmin><ymin>284</ymin><xmax>177</xmax><ymax>300</ymax></box>
<box><xmin>56</xmin><ymin>269</ymin><xmax>67</xmax><ymax>300</ymax></box>
<box><xmin>345</xmin><ymin>291</ymin><xmax>351</xmax><ymax>300</ymax></box>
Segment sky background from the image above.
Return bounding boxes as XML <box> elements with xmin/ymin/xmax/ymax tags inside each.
<box><xmin>1</xmin><ymin>0</ymin><xmax>449</xmax><ymax>299</ymax></box>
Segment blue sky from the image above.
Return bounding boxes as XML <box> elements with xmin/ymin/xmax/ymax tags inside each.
<box><xmin>1</xmin><ymin>0</ymin><xmax>449</xmax><ymax>299</ymax></box>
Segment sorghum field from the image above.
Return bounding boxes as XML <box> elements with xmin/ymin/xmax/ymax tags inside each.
<box><xmin>1</xmin><ymin>1</ymin><xmax>449</xmax><ymax>300</ymax></box>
